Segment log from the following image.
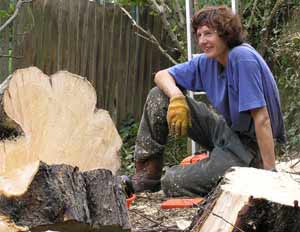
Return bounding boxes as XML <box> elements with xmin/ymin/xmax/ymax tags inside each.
<box><xmin>0</xmin><ymin>67</ymin><xmax>129</xmax><ymax>231</ymax></box>
<box><xmin>0</xmin><ymin>67</ymin><xmax>121</xmax><ymax>175</ymax></box>
<box><xmin>0</xmin><ymin>162</ymin><xmax>130</xmax><ymax>231</ymax></box>
<box><xmin>191</xmin><ymin>167</ymin><xmax>300</xmax><ymax>232</ymax></box>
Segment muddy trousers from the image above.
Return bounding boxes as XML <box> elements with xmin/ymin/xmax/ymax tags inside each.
<box><xmin>134</xmin><ymin>87</ymin><xmax>261</xmax><ymax>197</ymax></box>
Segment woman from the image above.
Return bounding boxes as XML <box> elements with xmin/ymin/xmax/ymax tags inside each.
<box><xmin>131</xmin><ymin>5</ymin><xmax>286</xmax><ymax>197</ymax></box>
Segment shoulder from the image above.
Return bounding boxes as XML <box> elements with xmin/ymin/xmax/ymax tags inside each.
<box><xmin>194</xmin><ymin>53</ymin><xmax>216</xmax><ymax>69</ymax></box>
<box><xmin>228</xmin><ymin>43</ymin><xmax>259</xmax><ymax>63</ymax></box>
<box><xmin>179</xmin><ymin>53</ymin><xmax>215</xmax><ymax>71</ymax></box>
<box><xmin>193</xmin><ymin>53</ymin><xmax>209</xmax><ymax>63</ymax></box>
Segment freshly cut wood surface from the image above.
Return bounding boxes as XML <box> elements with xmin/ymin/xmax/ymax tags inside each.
<box><xmin>192</xmin><ymin>167</ymin><xmax>300</xmax><ymax>232</ymax></box>
<box><xmin>222</xmin><ymin>167</ymin><xmax>300</xmax><ymax>207</ymax></box>
<box><xmin>0</xmin><ymin>161</ymin><xmax>39</xmax><ymax>197</ymax></box>
<box><xmin>0</xmin><ymin>67</ymin><xmax>122</xmax><ymax>196</ymax></box>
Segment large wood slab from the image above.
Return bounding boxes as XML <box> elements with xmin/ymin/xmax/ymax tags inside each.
<box><xmin>192</xmin><ymin>167</ymin><xmax>300</xmax><ymax>232</ymax></box>
<box><xmin>0</xmin><ymin>67</ymin><xmax>121</xmax><ymax>178</ymax></box>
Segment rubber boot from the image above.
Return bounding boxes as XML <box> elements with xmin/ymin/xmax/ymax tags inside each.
<box><xmin>131</xmin><ymin>156</ymin><xmax>163</xmax><ymax>193</ymax></box>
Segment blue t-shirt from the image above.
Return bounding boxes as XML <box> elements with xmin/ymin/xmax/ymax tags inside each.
<box><xmin>168</xmin><ymin>43</ymin><xmax>286</xmax><ymax>143</ymax></box>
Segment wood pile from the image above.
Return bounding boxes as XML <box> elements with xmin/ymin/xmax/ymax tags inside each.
<box><xmin>0</xmin><ymin>67</ymin><xmax>130</xmax><ymax>231</ymax></box>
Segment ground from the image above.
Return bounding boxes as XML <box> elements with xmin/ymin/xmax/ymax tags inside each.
<box><xmin>126</xmin><ymin>157</ymin><xmax>300</xmax><ymax>232</ymax></box>
<box><xmin>128</xmin><ymin>191</ymin><xmax>199</xmax><ymax>232</ymax></box>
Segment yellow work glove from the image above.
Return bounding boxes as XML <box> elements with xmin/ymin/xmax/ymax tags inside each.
<box><xmin>167</xmin><ymin>95</ymin><xmax>191</xmax><ymax>137</ymax></box>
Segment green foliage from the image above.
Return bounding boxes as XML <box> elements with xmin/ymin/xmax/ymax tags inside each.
<box><xmin>117</xmin><ymin>0</ymin><xmax>300</xmax><ymax>166</ymax></box>
<box><xmin>8</xmin><ymin>1</ymin><xmax>15</xmax><ymax>14</ymax></box>
<box><xmin>118</xmin><ymin>117</ymin><xmax>139</xmax><ymax>176</ymax></box>
<box><xmin>0</xmin><ymin>1</ymin><xmax>16</xmax><ymax>81</ymax></box>
<box><xmin>0</xmin><ymin>10</ymin><xmax>9</xmax><ymax>18</ymax></box>
<box><xmin>164</xmin><ymin>135</ymin><xmax>187</xmax><ymax>167</ymax></box>
<box><xmin>273</xmin><ymin>28</ymin><xmax>300</xmax><ymax>152</ymax></box>
<box><xmin>115</xmin><ymin>0</ymin><xmax>147</xmax><ymax>5</ymax></box>
<box><xmin>238</xmin><ymin>1</ymin><xmax>300</xmax><ymax>154</ymax></box>
<box><xmin>0</xmin><ymin>1</ymin><xmax>15</xmax><ymax>20</ymax></box>
<box><xmin>197</xmin><ymin>0</ymin><xmax>231</xmax><ymax>8</ymax></box>
<box><xmin>118</xmin><ymin>116</ymin><xmax>188</xmax><ymax>175</ymax></box>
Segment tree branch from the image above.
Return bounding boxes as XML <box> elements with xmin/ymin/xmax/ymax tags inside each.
<box><xmin>193</xmin><ymin>0</ymin><xmax>199</xmax><ymax>11</ymax></box>
<box><xmin>130</xmin><ymin>208</ymin><xmax>163</xmax><ymax>227</ymax></box>
<box><xmin>119</xmin><ymin>6</ymin><xmax>177</xmax><ymax>65</ymax></box>
<box><xmin>246</xmin><ymin>0</ymin><xmax>259</xmax><ymax>28</ymax></box>
<box><xmin>173</xmin><ymin>0</ymin><xmax>185</xmax><ymax>29</ymax></box>
<box><xmin>0</xmin><ymin>54</ymin><xmax>23</xmax><ymax>59</ymax></box>
<box><xmin>147</xmin><ymin>0</ymin><xmax>184</xmax><ymax>55</ymax></box>
<box><xmin>130</xmin><ymin>208</ymin><xmax>182</xmax><ymax>232</ymax></box>
<box><xmin>260</xmin><ymin>0</ymin><xmax>285</xmax><ymax>56</ymax></box>
<box><xmin>0</xmin><ymin>0</ymin><xmax>32</xmax><ymax>33</ymax></box>
<box><xmin>265</xmin><ymin>0</ymin><xmax>284</xmax><ymax>30</ymax></box>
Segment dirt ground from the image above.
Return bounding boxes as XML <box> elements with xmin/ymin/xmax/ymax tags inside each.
<box><xmin>128</xmin><ymin>191</ymin><xmax>199</xmax><ymax>232</ymax></box>
<box><xmin>127</xmin><ymin>156</ymin><xmax>300</xmax><ymax>232</ymax></box>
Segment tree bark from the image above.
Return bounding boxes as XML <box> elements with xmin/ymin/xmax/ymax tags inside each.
<box><xmin>191</xmin><ymin>167</ymin><xmax>300</xmax><ymax>232</ymax></box>
<box><xmin>0</xmin><ymin>162</ymin><xmax>130</xmax><ymax>232</ymax></box>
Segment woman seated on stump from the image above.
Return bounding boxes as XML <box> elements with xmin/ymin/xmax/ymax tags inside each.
<box><xmin>130</xmin><ymin>5</ymin><xmax>286</xmax><ymax>197</ymax></box>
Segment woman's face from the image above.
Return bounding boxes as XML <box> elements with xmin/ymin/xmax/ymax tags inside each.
<box><xmin>196</xmin><ymin>25</ymin><xmax>229</xmax><ymax>65</ymax></box>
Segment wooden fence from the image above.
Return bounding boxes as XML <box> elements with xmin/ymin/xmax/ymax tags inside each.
<box><xmin>0</xmin><ymin>0</ymin><xmax>172</xmax><ymax>127</ymax></box>
<box><xmin>0</xmin><ymin>1</ymin><xmax>10</xmax><ymax>81</ymax></box>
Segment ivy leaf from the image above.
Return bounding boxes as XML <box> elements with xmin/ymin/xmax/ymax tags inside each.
<box><xmin>8</xmin><ymin>2</ymin><xmax>15</xmax><ymax>15</ymax></box>
<box><xmin>0</xmin><ymin>10</ymin><xmax>9</xmax><ymax>18</ymax></box>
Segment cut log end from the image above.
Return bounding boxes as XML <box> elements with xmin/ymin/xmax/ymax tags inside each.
<box><xmin>192</xmin><ymin>167</ymin><xmax>300</xmax><ymax>232</ymax></box>
<box><xmin>0</xmin><ymin>66</ymin><xmax>122</xmax><ymax>191</ymax></box>
<box><xmin>0</xmin><ymin>161</ymin><xmax>39</xmax><ymax>197</ymax></box>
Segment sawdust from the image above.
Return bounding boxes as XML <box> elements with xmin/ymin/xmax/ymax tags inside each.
<box><xmin>128</xmin><ymin>191</ymin><xmax>199</xmax><ymax>231</ymax></box>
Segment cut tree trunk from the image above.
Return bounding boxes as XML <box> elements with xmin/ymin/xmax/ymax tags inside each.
<box><xmin>0</xmin><ymin>67</ymin><xmax>129</xmax><ymax>231</ymax></box>
<box><xmin>191</xmin><ymin>167</ymin><xmax>300</xmax><ymax>232</ymax></box>
<box><xmin>0</xmin><ymin>162</ymin><xmax>130</xmax><ymax>232</ymax></box>
<box><xmin>0</xmin><ymin>66</ymin><xmax>122</xmax><ymax>175</ymax></box>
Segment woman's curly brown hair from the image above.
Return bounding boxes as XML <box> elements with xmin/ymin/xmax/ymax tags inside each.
<box><xmin>192</xmin><ymin>5</ymin><xmax>246</xmax><ymax>49</ymax></box>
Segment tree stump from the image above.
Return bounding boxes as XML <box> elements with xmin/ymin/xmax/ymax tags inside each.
<box><xmin>191</xmin><ymin>167</ymin><xmax>300</xmax><ymax>232</ymax></box>
<box><xmin>0</xmin><ymin>162</ymin><xmax>130</xmax><ymax>232</ymax></box>
<box><xmin>0</xmin><ymin>67</ymin><xmax>129</xmax><ymax>231</ymax></box>
<box><xmin>0</xmin><ymin>67</ymin><xmax>121</xmax><ymax>174</ymax></box>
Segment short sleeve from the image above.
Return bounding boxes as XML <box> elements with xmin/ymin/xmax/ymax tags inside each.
<box><xmin>236</xmin><ymin>60</ymin><xmax>266</xmax><ymax>112</ymax></box>
<box><xmin>167</xmin><ymin>56</ymin><xmax>203</xmax><ymax>92</ymax></box>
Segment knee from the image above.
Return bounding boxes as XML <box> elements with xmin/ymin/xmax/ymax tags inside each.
<box><xmin>145</xmin><ymin>87</ymin><xmax>169</xmax><ymax>118</ymax></box>
<box><xmin>147</xmin><ymin>87</ymin><xmax>168</xmax><ymax>102</ymax></box>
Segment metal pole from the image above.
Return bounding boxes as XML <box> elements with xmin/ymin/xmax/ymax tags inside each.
<box><xmin>231</xmin><ymin>0</ymin><xmax>238</xmax><ymax>14</ymax></box>
<box><xmin>185</xmin><ymin>0</ymin><xmax>192</xmax><ymax>61</ymax></box>
<box><xmin>185</xmin><ymin>0</ymin><xmax>197</xmax><ymax>154</ymax></box>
